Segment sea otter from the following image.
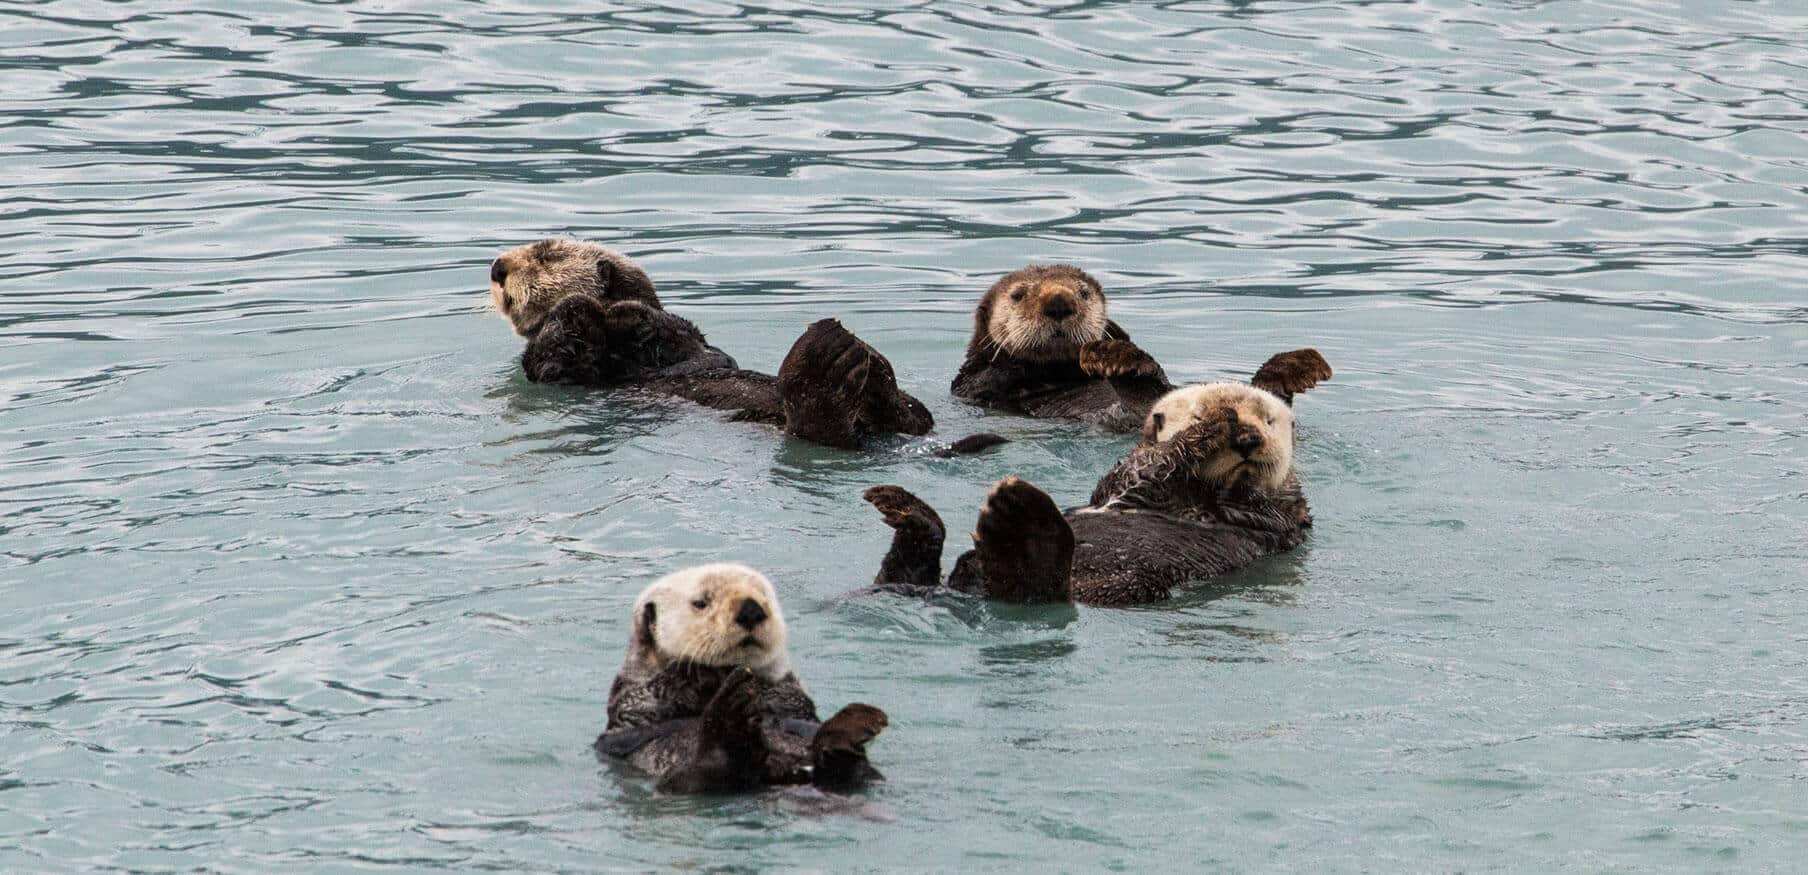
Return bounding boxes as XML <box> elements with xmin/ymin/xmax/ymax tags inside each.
<box><xmin>594</xmin><ymin>564</ymin><xmax>887</xmax><ymax>793</ymax></box>
<box><xmin>868</xmin><ymin>350</ymin><xmax>1332</xmax><ymax>606</ymax></box>
<box><xmin>490</xmin><ymin>240</ymin><xmax>936</xmax><ymax>449</ymax></box>
<box><xmin>950</xmin><ymin>264</ymin><xmax>1175</xmax><ymax>432</ymax></box>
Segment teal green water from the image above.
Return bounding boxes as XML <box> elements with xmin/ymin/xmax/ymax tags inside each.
<box><xmin>4</xmin><ymin>1</ymin><xmax>1807</xmax><ymax>871</ymax></box>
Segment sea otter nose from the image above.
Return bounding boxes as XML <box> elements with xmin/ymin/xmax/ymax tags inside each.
<box><xmin>734</xmin><ymin>598</ymin><xmax>768</xmax><ymax>630</ymax></box>
<box><xmin>489</xmin><ymin>259</ymin><xmax>508</xmax><ymax>285</ymax></box>
<box><xmin>1231</xmin><ymin>428</ymin><xmax>1264</xmax><ymax>456</ymax></box>
<box><xmin>1041</xmin><ymin>296</ymin><xmax>1075</xmax><ymax>321</ymax></box>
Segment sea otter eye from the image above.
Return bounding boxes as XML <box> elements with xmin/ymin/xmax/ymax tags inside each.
<box><xmin>1009</xmin><ymin>286</ymin><xmax>1027</xmax><ymax>302</ymax></box>
<box><xmin>690</xmin><ymin>598</ymin><xmax>708</xmax><ymax>610</ymax></box>
<box><xmin>1079</xmin><ymin>288</ymin><xmax>1092</xmax><ymax>300</ymax></box>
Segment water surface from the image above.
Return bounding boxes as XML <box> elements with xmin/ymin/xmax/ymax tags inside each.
<box><xmin>3</xmin><ymin>0</ymin><xmax>1807</xmax><ymax>870</ymax></box>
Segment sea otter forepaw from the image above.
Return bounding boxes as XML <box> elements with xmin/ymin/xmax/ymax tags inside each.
<box><xmin>1079</xmin><ymin>339</ymin><xmax>1160</xmax><ymax>379</ymax></box>
<box><xmin>1251</xmin><ymin>348</ymin><xmax>1333</xmax><ymax>404</ymax></box>
<box><xmin>700</xmin><ymin>667</ymin><xmax>764</xmax><ymax>744</ymax></box>
<box><xmin>864</xmin><ymin>485</ymin><xmax>945</xmax><ymax>537</ymax></box>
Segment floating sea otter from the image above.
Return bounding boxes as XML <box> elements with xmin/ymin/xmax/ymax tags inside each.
<box><xmin>950</xmin><ymin>264</ymin><xmax>1175</xmax><ymax>432</ymax></box>
<box><xmin>869</xmin><ymin>350</ymin><xmax>1332</xmax><ymax>606</ymax></box>
<box><xmin>489</xmin><ymin>240</ymin><xmax>940</xmax><ymax>450</ymax></box>
<box><xmin>595</xmin><ymin>564</ymin><xmax>887</xmax><ymax>793</ymax></box>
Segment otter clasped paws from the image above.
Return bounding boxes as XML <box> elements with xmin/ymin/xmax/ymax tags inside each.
<box><xmin>1079</xmin><ymin>338</ymin><xmax>1163</xmax><ymax>380</ymax></box>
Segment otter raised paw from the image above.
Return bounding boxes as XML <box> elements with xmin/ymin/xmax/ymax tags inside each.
<box><xmin>1250</xmin><ymin>348</ymin><xmax>1333</xmax><ymax>406</ymax></box>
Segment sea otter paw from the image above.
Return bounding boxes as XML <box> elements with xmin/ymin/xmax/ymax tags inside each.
<box><xmin>864</xmin><ymin>485</ymin><xmax>945</xmax><ymax>537</ymax></box>
<box><xmin>1250</xmin><ymin>348</ymin><xmax>1332</xmax><ymax>404</ymax></box>
<box><xmin>699</xmin><ymin>667</ymin><xmax>765</xmax><ymax>751</ymax></box>
<box><xmin>1171</xmin><ymin>407</ymin><xmax>1239</xmax><ymax>455</ymax></box>
<box><xmin>599</xmin><ymin>299</ymin><xmax>659</xmax><ymax>339</ymax></box>
<box><xmin>1079</xmin><ymin>339</ymin><xmax>1161</xmax><ymax>380</ymax></box>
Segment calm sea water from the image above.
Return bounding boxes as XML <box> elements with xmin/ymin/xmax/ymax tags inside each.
<box><xmin>4</xmin><ymin>0</ymin><xmax>1807</xmax><ymax>871</ymax></box>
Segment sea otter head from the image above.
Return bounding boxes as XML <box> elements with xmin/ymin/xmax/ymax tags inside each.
<box><xmin>973</xmin><ymin>264</ymin><xmax>1110</xmax><ymax>362</ymax></box>
<box><xmin>488</xmin><ymin>239</ymin><xmax>660</xmax><ymax>337</ymax></box>
<box><xmin>628</xmin><ymin>563</ymin><xmax>791</xmax><ymax>681</ymax></box>
<box><xmin>1143</xmin><ymin>383</ymin><xmax>1295</xmax><ymax>493</ymax></box>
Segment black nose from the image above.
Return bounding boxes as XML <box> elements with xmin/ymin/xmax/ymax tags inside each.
<box><xmin>490</xmin><ymin>259</ymin><xmax>508</xmax><ymax>285</ymax></box>
<box><xmin>1041</xmin><ymin>296</ymin><xmax>1075</xmax><ymax>321</ymax></box>
<box><xmin>1231</xmin><ymin>428</ymin><xmax>1264</xmax><ymax>456</ymax></box>
<box><xmin>734</xmin><ymin>598</ymin><xmax>767</xmax><ymax>630</ymax></box>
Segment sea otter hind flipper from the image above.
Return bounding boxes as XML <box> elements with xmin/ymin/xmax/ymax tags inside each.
<box><xmin>810</xmin><ymin>703</ymin><xmax>888</xmax><ymax>791</ymax></box>
<box><xmin>656</xmin><ymin>667</ymin><xmax>767</xmax><ymax>794</ymax></box>
<box><xmin>864</xmin><ymin>485</ymin><xmax>946</xmax><ymax>589</ymax></box>
<box><xmin>778</xmin><ymin>319</ymin><xmax>932</xmax><ymax>448</ymax></box>
<box><xmin>1250</xmin><ymin>348</ymin><xmax>1332</xmax><ymax>405</ymax></box>
<box><xmin>969</xmin><ymin>477</ymin><xmax>1074</xmax><ymax>604</ymax></box>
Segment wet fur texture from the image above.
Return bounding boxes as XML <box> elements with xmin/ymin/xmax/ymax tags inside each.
<box><xmin>491</xmin><ymin>240</ymin><xmax>933</xmax><ymax>448</ymax></box>
<box><xmin>871</xmin><ymin>352</ymin><xmax>1330</xmax><ymax>606</ymax></box>
<box><xmin>596</xmin><ymin>565</ymin><xmax>885</xmax><ymax>793</ymax></box>
<box><xmin>950</xmin><ymin>265</ymin><xmax>1172</xmax><ymax>432</ymax></box>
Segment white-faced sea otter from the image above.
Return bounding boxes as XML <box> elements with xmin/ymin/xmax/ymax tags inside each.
<box><xmin>594</xmin><ymin>564</ymin><xmax>887</xmax><ymax>793</ymax></box>
<box><xmin>870</xmin><ymin>349</ymin><xmax>1332</xmax><ymax>606</ymax></box>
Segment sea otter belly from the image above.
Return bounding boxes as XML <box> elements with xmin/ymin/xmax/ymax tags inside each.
<box><xmin>1064</xmin><ymin>508</ymin><xmax>1297</xmax><ymax>606</ymax></box>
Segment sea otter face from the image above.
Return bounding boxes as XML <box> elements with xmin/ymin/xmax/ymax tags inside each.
<box><xmin>632</xmin><ymin>563</ymin><xmax>790</xmax><ymax>680</ymax></box>
<box><xmin>1144</xmin><ymin>383</ymin><xmax>1295</xmax><ymax>493</ymax></box>
<box><xmin>488</xmin><ymin>239</ymin><xmax>658</xmax><ymax>337</ymax></box>
<box><xmin>981</xmin><ymin>265</ymin><xmax>1110</xmax><ymax>362</ymax></box>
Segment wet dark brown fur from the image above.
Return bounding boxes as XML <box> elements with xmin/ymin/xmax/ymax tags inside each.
<box><xmin>598</xmin><ymin>664</ymin><xmax>886</xmax><ymax>793</ymax></box>
<box><xmin>871</xmin><ymin>351</ymin><xmax>1330</xmax><ymax>606</ymax></box>
<box><xmin>492</xmin><ymin>240</ymin><xmax>933</xmax><ymax>449</ymax></box>
<box><xmin>950</xmin><ymin>265</ymin><xmax>1172</xmax><ymax>432</ymax></box>
<box><xmin>596</xmin><ymin>582</ymin><xmax>885</xmax><ymax>794</ymax></box>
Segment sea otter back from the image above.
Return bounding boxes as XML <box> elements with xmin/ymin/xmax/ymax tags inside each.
<box><xmin>1065</xmin><ymin>508</ymin><xmax>1300</xmax><ymax>605</ymax></box>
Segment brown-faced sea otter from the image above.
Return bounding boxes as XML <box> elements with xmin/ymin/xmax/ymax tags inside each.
<box><xmin>490</xmin><ymin>239</ymin><xmax>936</xmax><ymax>449</ymax></box>
<box><xmin>871</xmin><ymin>350</ymin><xmax>1332</xmax><ymax>606</ymax></box>
<box><xmin>950</xmin><ymin>264</ymin><xmax>1174</xmax><ymax>432</ymax></box>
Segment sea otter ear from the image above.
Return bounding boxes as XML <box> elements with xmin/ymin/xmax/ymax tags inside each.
<box><xmin>1142</xmin><ymin>411</ymin><xmax>1164</xmax><ymax>444</ymax></box>
<box><xmin>596</xmin><ymin>257</ymin><xmax>615</xmax><ymax>291</ymax></box>
<box><xmin>637</xmin><ymin>602</ymin><xmax>658</xmax><ymax>650</ymax></box>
